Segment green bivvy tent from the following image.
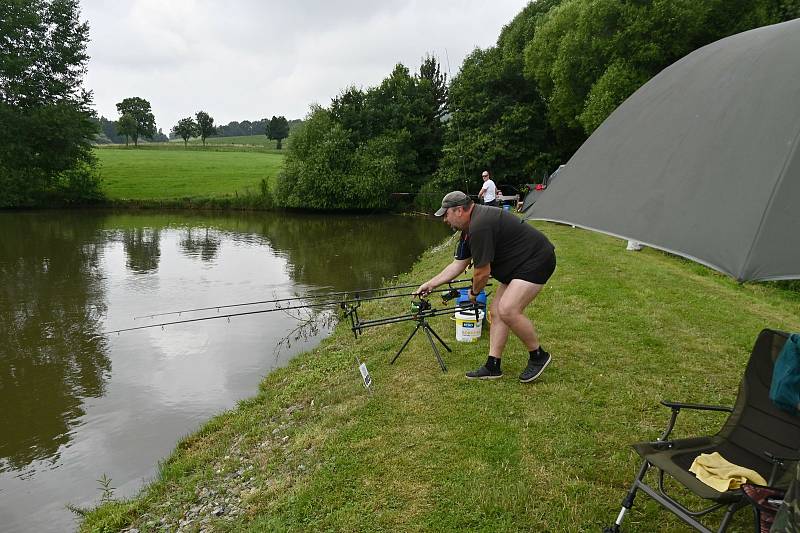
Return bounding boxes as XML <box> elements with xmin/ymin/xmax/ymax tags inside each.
<box><xmin>525</xmin><ymin>18</ymin><xmax>800</xmax><ymax>282</ymax></box>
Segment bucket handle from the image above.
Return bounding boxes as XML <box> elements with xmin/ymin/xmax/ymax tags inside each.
<box><xmin>452</xmin><ymin>312</ymin><xmax>483</xmax><ymax>321</ymax></box>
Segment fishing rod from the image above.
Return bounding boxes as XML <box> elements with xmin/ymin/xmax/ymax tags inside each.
<box><xmin>343</xmin><ymin>288</ymin><xmax>486</xmax><ymax>338</ymax></box>
<box><xmin>351</xmin><ymin>304</ymin><xmax>473</xmax><ymax>333</ymax></box>
<box><xmin>133</xmin><ymin>278</ymin><xmax>477</xmax><ymax>320</ymax></box>
<box><xmin>111</xmin><ymin>283</ymin><xmax>488</xmax><ymax>335</ymax></box>
<box><xmin>109</xmin><ymin>301</ymin><xmax>341</xmax><ymax>334</ymax></box>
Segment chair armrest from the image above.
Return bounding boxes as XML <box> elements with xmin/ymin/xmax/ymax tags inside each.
<box><xmin>660</xmin><ymin>401</ymin><xmax>734</xmax><ymax>413</ymax></box>
<box><xmin>764</xmin><ymin>451</ymin><xmax>800</xmax><ymax>485</ymax></box>
<box><xmin>764</xmin><ymin>450</ymin><xmax>800</xmax><ymax>464</ymax></box>
<box><xmin>655</xmin><ymin>401</ymin><xmax>733</xmax><ymax>441</ymax></box>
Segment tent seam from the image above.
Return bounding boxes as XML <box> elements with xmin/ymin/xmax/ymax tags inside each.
<box><xmin>739</xmin><ymin>113</ymin><xmax>800</xmax><ymax>280</ymax></box>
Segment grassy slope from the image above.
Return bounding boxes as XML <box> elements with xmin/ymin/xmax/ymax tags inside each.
<box><xmin>95</xmin><ymin>148</ymin><xmax>284</xmax><ymax>200</ymax></box>
<box><xmin>81</xmin><ymin>223</ymin><xmax>800</xmax><ymax>532</ymax></box>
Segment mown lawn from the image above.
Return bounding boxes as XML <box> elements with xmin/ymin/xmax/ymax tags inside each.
<box><xmin>81</xmin><ymin>222</ymin><xmax>800</xmax><ymax>532</ymax></box>
<box><xmin>94</xmin><ymin>148</ymin><xmax>284</xmax><ymax>200</ymax></box>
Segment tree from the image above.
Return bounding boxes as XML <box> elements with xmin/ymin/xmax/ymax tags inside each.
<box><xmin>252</xmin><ymin>118</ymin><xmax>269</xmax><ymax>135</ymax></box>
<box><xmin>195</xmin><ymin>111</ymin><xmax>215</xmax><ymax>146</ymax></box>
<box><xmin>524</xmin><ymin>0</ymin><xmax>787</xmax><ymax>145</ymax></box>
<box><xmin>266</xmin><ymin>115</ymin><xmax>290</xmax><ymax>149</ymax></box>
<box><xmin>115</xmin><ymin>97</ymin><xmax>156</xmax><ymax>147</ymax></box>
<box><xmin>116</xmin><ymin>114</ymin><xmax>137</xmax><ymax>147</ymax></box>
<box><xmin>437</xmin><ymin>40</ymin><xmax>552</xmax><ymax>193</ymax></box>
<box><xmin>277</xmin><ymin>57</ymin><xmax>449</xmax><ymax>209</ymax></box>
<box><xmin>418</xmin><ymin>54</ymin><xmax>448</xmax><ymax>120</ymax></box>
<box><xmin>90</xmin><ymin>115</ymin><xmax>125</xmax><ymax>144</ymax></box>
<box><xmin>171</xmin><ymin>117</ymin><xmax>198</xmax><ymax>147</ymax></box>
<box><xmin>152</xmin><ymin>128</ymin><xmax>169</xmax><ymax>142</ymax></box>
<box><xmin>0</xmin><ymin>0</ymin><xmax>102</xmax><ymax>207</ymax></box>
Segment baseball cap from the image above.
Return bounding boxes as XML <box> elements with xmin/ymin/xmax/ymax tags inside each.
<box><xmin>434</xmin><ymin>191</ymin><xmax>472</xmax><ymax>216</ymax></box>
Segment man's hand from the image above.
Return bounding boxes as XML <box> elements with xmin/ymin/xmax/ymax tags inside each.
<box><xmin>414</xmin><ymin>259</ymin><xmax>470</xmax><ymax>298</ymax></box>
<box><xmin>414</xmin><ymin>282</ymin><xmax>434</xmax><ymax>297</ymax></box>
<box><xmin>470</xmin><ymin>264</ymin><xmax>491</xmax><ymax>303</ymax></box>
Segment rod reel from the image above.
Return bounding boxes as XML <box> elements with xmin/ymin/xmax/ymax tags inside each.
<box><xmin>410</xmin><ymin>297</ymin><xmax>431</xmax><ymax>315</ymax></box>
<box><xmin>341</xmin><ymin>296</ymin><xmax>362</xmax><ymax>339</ymax></box>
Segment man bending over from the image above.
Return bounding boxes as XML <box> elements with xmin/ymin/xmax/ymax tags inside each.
<box><xmin>415</xmin><ymin>191</ymin><xmax>556</xmax><ymax>382</ymax></box>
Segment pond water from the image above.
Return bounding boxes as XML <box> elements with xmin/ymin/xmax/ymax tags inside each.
<box><xmin>0</xmin><ymin>210</ymin><xmax>451</xmax><ymax>532</ymax></box>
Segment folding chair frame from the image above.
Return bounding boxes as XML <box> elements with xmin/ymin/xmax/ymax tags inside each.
<box><xmin>605</xmin><ymin>329</ymin><xmax>799</xmax><ymax>533</ymax></box>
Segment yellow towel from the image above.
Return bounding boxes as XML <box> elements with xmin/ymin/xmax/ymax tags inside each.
<box><xmin>689</xmin><ymin>452</ymin><xmax>767</xmax><ymax>492</ymax></box>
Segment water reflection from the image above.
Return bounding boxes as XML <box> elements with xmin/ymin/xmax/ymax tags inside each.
<box><xmin>0</xmin><ymin>214</ymin><xmax>110</xmax><ymax>473</ymax></box>
<box><xmin>121</xmin><ymin>228</ymin><xmax>161</xmax><ymax>274</ymax></box>
<box><xmin>252</xmin><ymin>213</ymin><xmax>449</xmax><ymax>290</ymax></box>
<box><xmin>0</xmin><ymin>209</ymin><xmax>449</xmax><ymax>532</ymax></box>
<box><xmin>179</xmin><ymin>228</ymin><xmax>221</xmax><ymax>262</ymax></box>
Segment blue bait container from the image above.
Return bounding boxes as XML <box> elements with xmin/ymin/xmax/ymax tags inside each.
<box><xmin>457</xmin><ymin>288</ymin><xmax>487</xmax><ymax>309</ymax></box>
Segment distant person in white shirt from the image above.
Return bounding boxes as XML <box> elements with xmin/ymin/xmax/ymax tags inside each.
<box><xmin>478</xmin><ymin>170</ymin><xmax>497</xmax><ymax>207</ymax></box>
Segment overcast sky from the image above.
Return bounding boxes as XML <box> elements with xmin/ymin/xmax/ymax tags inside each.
<box><xmin>81</xmin><ymin>0</ymin><xmax>528</xmax><ymax>133</ymax></box>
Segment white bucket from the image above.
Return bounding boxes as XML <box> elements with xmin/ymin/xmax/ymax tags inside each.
<box><xmin>453</xmin><ymin>309</ymin><xmax>484</xmax><ymax>342</ymax></box>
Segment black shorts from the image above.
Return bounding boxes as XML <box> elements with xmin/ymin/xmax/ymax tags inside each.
<box><xmin>497</xmin><ymin>252</ymin><xmax>556</xmax><ymax>286</ymax></box>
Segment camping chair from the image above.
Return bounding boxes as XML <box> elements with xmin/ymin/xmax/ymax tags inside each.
<box><xmin>606</xmin><ymin>329</ymin><xmax>800</xmax><ymax>533</ymax></box>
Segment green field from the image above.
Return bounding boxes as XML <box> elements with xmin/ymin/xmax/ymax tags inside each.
<box><xmin>82</xmin><ymin>223</ymin><xmax>800</xmax><ymax>532</ymax></box>
<box><xmin>187</xmin><ymin>134</ymin><xmax>277</xmax><ymax>147</ymax></box>
<box><xmin>95</xmin><ymin>148</ymin><xmax>284</xmax><ymax>200</ymax></box>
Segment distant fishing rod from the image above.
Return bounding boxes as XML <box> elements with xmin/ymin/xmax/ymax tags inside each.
<box><xmin>133</xmin><ymin>278</ymin><xmax>475</xmax><ymax>320</ymax></box>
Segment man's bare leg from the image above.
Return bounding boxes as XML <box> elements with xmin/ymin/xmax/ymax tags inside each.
<box><xmin>491</xmin><ymin>279</ymin><xmax>543</xmax><ymax>358</ymax></box>
<box><xmin>488</xmin><ymin>283</ymin><xmax>510</xmax><ymax>357</ymax></box>
<box><xmin>466</xmin><ymin>279</ymin><xmax>544</xmax><ymax>380</ymax></box>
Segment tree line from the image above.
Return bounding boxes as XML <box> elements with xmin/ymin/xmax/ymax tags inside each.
<box><xmin>278</xmin><ymin>0</ymin><xmax>800</xmax><ymax>211</ymax></box>
<box><xmin>171</xmin><ymin>114</ymin><xmax>292</xmax><ymax>148</ymax></box>
<box><xmin>3</xmin><ymin>0</ymin><xmax>799</xmax><ymax>208</ymax></box>
<box><xmin>275</xmin><ymin>56</ymin><xmax>447</xmax><ymax>210</ymax></box>
<box><xmin>216</xmin><ymin>118</ymin><xmax>303</xmax><ymax>138</ymax></box>
<box><xmin>0</xmin><ymin>0</ymin><xmax>102</xmax><ymax>207</ymax></box>
<box><xmin>95</xmin><ymin>99</ymin><xmax>295</xmax><ymax>148</ymax></box>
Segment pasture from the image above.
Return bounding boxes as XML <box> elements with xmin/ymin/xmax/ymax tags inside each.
<box><xmin>94</xmin><ymin>147</ymin><xmax>283</xmax><ymax>200</ymax></box>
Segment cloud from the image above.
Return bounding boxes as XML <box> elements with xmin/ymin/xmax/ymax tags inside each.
<box><xmin>81</xmin><ymin>0</ymin><xmax>527</xmax><ymax>130</ymax></box>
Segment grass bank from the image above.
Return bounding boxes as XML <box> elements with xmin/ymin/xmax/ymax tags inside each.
<box><xmin>94</xmin><ymin>148</ymin><xmax>283</xmax><ymax>205</ymax></box>
<box><xmin>80</xmin><ymin>223</ymin><xmax>800</xmax><ymax>532</ymax></box>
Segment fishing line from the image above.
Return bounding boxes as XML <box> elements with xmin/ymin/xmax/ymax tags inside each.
<box><xmin>444</xmin><ymin>48</ymin><xmax>470</xmax><ymax>194</ymax></box>
<box><xmin>133</xmin><ymin>278</ymin><xmax>476</xmax><ymax>320</ymax></box>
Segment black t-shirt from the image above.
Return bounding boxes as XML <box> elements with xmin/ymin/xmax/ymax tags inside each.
<box><xmin>454</xmin><ymin>204</ymin><xmax>555</xmax><ymax>282</ymax></box>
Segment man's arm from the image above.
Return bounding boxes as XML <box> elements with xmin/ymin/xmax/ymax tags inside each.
<box><xmin>469</xmin><ymin>263</ymin><xmax>491</xmax><ymax>302</ymax></box>
<box><xmin>414</xmin><ymin>258</ymin><xmax>471</xmax><ymax>296</ymax></box>
<box><xmin>478</xmin><ymin>183</ymin><xmax>487</xmax><ymax>199</ymax></box>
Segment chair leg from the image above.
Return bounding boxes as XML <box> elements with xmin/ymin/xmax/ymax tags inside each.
<box><xmin>716</xmin><ymin>500</ymin><xmax>748</xmax><ymax>533</ymax></box>
<box><xmin>605</xmin><ymin>460</ymin><xmax>651</xmax><ymax>532</ymax></box>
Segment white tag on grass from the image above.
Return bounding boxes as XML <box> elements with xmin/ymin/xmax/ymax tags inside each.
<box><xmin>359</xmin><ymin>362</ymin><xmax>372</xmax><ymax>390</ymax></box>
